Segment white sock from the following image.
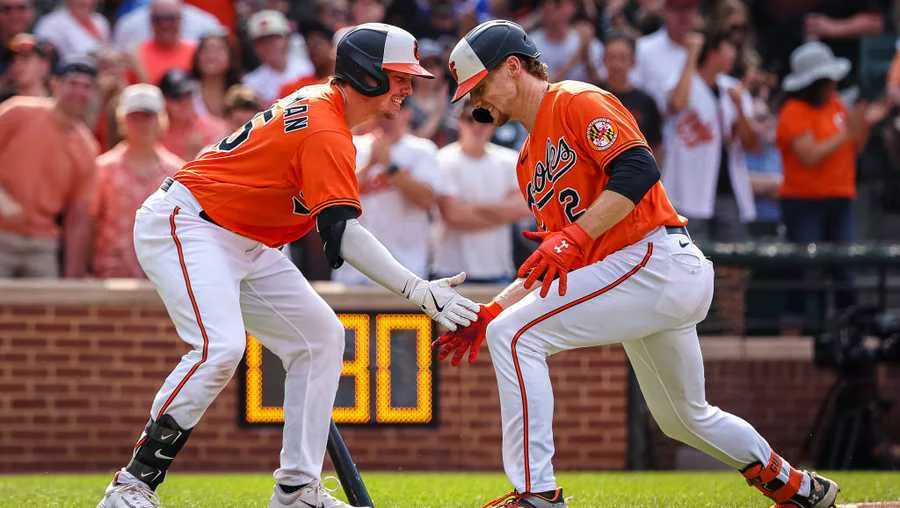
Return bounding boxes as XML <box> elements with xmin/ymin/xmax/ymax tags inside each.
<box><xmin>798</xmin><ymin>473</ymin><xmax>811</xmax><ymax>498</ymax></box>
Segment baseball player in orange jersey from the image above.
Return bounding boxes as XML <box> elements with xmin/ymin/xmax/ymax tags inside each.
<box><xmin>97</xmin><ymin>24</ymin><xmax>480</xmax><ymax>508</ymax></box>
<box><xmin>436</xmin><ymin>20</ymin><xmax>840</xmax><ymax>508</ymax></box>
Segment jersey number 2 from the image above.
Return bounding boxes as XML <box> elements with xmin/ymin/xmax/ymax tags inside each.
<box><xmin>559</xmin><ymin>188</ymin><xmax>585</xmax><ymax>223</ymax></box>
<box><xmin>217</xmin><ymin>108</ymin><xmax>275</xmax><ymax>152</ymax></box>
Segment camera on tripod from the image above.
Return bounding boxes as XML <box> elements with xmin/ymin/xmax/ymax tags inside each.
<box><xmin>808</xmin><ymin>306</ymin><xmax>900</xmax><ymax>469</ymax></box>
<box><xmin>814</xmin><ymin>305</ymin><xmax>900</xmax><ymax>373</ymax></box>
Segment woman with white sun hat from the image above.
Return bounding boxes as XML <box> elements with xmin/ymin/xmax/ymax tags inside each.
<box><xmin>775</xmin><ymin>40</ymin><xmax>889</xmax><ymax>329</ymax></box>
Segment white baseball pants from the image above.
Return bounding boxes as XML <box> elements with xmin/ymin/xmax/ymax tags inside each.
<box><xmin>133</xmin><ymin>180</ymin><xmax>344</xmax><ymax>486</ymax></box>
<box><xmin>486</xmin><ymin>227</ymin><xmax>772</xmax><ymax>493</ymax></box>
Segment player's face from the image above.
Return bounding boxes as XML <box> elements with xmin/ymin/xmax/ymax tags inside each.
<box><xmin>376</xmin><ymin>71</ymin><xmax>413</xmax><ymax>119</ymax></box>
<box><xmin>468</xmin><ymin>69</ymin><xmax>513</xmax><ymax>126</ymax></box>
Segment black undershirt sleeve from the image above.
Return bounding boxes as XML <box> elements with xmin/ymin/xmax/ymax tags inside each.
<box><xmin>604</xmin><ymin>146</ymin><xmax>660</xmax><ymax>204</ymax></box>
<box><xmin>316</xmin><ymin>205</ymin><xmax>362</xmax><ymax>269</ymax></box>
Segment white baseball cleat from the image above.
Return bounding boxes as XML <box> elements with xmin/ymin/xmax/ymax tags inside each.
<box><xmin>268</xmin><ymin>480</ymin><xmax>369</xmax><ymax>508</ymax></box>
<box><xmin>96</xmin><ymin>478</ymin><xmax>160</xmax><ymax>508</ymax></box>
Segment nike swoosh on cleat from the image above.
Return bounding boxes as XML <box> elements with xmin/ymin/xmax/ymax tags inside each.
<box><xmin>679</xmin><ymin>240</ymin><xmax>689</xmax><ymax>248</ymax></box>
<box><xmin>154</xmin><ymin>449</ymin><xmax>175</xmax><ymax>460</ymax></box>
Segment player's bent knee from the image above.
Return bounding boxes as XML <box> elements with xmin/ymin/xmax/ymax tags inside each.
<box><xmin>205</xmin><ymin>341</ymin><xmax>247</xmax><ymax>380</ymax></box>
<box><xmin>485</xmin><ymin>314</ymin><xmax>513</xmax><ymax>351</ymax></box>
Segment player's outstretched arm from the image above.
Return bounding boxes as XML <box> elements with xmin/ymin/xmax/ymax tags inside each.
<box><xmin>335</xmin><ymin>218</ymin><xmax>479</xmax><ymax>331</ymax></box>
<box><xmin>433</xmin><ymin>278</ymin><xmax>531</xmax><ymax>365</ymax></box>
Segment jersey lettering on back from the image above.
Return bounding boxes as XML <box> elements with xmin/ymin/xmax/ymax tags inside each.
<box><xmin>174</xmin><ymin>84</ymin><xmax>360</xmax><ymax>247</ymax></box>
<box><xmin>517</xmin><ymin>81</ymin><xmax>685</xmax><ymax>265</ymax></box>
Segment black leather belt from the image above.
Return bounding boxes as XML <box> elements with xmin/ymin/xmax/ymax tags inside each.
<box><xmin>159</xmin><ymin>177</ymin><xmax>220</xmax><ymax>227</ymax></box>
<box><xmin>665</xmin><ymin>225</ymin><xmax>690</xmax><ymax>238</ymax></box>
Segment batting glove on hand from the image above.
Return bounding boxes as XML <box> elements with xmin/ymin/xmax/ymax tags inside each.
<box><xmin>432</xmin><ymin>302</ymin><xmax>502</xmax><ymax>365</ymax></box>
<box><xmin>406</xmin><ymin>272</ymin><xmax>480</xmax><ymax>331</ymax></box>
<box><xmin>518</xmin><ymin>223</ymin><xmax>592</xmax><ymax>297</ymax></box>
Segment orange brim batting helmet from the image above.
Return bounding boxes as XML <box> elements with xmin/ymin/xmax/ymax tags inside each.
<box><xmin>335</xmin><ymin>23</ymin><xmax>434</xmax><ymax>97</ymax></box>
<box><xmin>448</xmin><ymin>20</ymin><xmax>541</xmax><ymax>103</ymax></box>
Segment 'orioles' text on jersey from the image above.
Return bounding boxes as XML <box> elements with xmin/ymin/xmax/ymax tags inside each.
<box><xmin>517</xmin><ymin>81</ymin><xmax>685</xmax><ymax>265</ymax></box>
<box><xmin>174</xmin><ymin>84</ymin><xmax>360</xmax><ymax>247</ymax></box>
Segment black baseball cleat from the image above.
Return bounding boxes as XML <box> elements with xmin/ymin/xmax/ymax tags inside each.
<box><xmin>483</xmin><ymin>489</ymin><xmax>566</xmax><ymax>508</ymax></box>
<box><xmin>770</xmin><ymin>472</ymin><xmax>840</xmax><ymax>508</ymax></box>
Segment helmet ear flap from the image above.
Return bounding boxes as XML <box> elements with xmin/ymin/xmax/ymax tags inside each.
<box><xmin>342</xmin><ymin>45</ymin><xmax>390</xmax><ymax>97</ymax></box>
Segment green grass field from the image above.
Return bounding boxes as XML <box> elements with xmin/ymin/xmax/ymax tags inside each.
<box><xmin>1</xmin><ymin>471</ymin><xmax>899</xmax><ymax>507</ymax></box>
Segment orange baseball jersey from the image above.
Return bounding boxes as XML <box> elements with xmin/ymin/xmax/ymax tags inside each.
<box><xmin>175</xmin><ymin>83</ymin><xmax>360</xmax><ymax>247</ymax></box>
<box><xmin>517</xmin><ymin>81</ymin><xmax>685</xmax><ymax>265</ymax></box>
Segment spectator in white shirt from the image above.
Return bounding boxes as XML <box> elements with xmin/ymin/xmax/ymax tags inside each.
<box><xmin>528</xmin><ymin>0</ymin><xmax>603</xmax><ymax>83</ymax></box>
<box><xmin>34</xmin><ymin>0</ymin><xmax>109</xmax><ymax>61</ymax></box>
<box><xmin>663</xmin><ymin>31</ymin><xmax>760</xmax><ymax>243</ymax></box>
<box><xmin>112</xmin><ymin>0</ymin><xmax>222</xmax><ymax>53</ymax></box>
<box><xmin>332</xmin><ymin>102</ymin><xmax>441</xmax><ymax>285</ymax></box>
<box><xmin>433</xmin><ymin>103</ymin><xmax>531</xmax><ymax>283</ymax></box>
<box><xmin>633</xmin><ymin>0</ymin><xmax>702</xmax><ymax>111</ymax></box>
<box><xmin>242</xmin><ymin>9</ymin><xmax>307</xmax><ymax>105</ymax></box>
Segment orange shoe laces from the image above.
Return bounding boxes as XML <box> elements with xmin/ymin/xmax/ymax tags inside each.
<box><xmin>482</xmin><ymin>490</ymin><xmax>524</xmax><ymax>508</ymax></box>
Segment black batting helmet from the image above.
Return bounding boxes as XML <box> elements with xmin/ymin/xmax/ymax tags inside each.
<box><xmin>334</xmin><ymin>23</ymin><xmax>434</xmax><ymax>97</ymax></box>
<box><xmin>448</xmin><ymin>20</ymin><xmax>541</xmax><ymax>103</ymax></box>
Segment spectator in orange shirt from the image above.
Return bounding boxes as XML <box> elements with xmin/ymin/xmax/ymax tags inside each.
<box><xmin>0</xmin><ymin>57</ymin><xmax>99</xmax><ymax>278</ymax></box>
<box><xmin>222</xmin><ymin>83</ymin><xmax>260</xmax><ymax>131</ymax></box>
<box><xmin>158</xmin><ymin>68</ymin><xmax>226</xmax><ymax>160</ymax></box>
<box><xmin>92</xmin><ymin>83</ymin><xmax>183</xmax><ymax>278</ymax></box>
<box><xmin>776</xmin><ymin>41</ymin><xmax>888</xmax><ymax>326</ymax></box>
<box><xmin>276</xmin><ymin>20</ymin><xmax>334</xmax><ymax>98</ymax></box>
<box><xmin>135</xmin><ymin>0</ymin><xmax>196</xmax><ymax>85</ymax></box>
<box><xmin>188</xmin><ymin>28</ymin><xmax>240</xmax><ymax>121</ymax></box>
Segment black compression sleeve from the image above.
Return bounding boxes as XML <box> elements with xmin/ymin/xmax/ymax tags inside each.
<box><xmin>604</xmin><ymin>146</ymin><xmax>660</xmax><ymax>204</ymax></box>
<box><xmin>316</xmin><ymin>205</ymin><xmax>361</xmax><ymax>269</ymax></box>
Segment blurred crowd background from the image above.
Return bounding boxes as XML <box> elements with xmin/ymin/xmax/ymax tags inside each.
<box><xmin>1</xmin><ymin>0</ymin><xmax>899</xmax><ymax>333</ymax></box>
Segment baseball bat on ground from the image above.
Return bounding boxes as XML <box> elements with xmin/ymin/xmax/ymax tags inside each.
<box><xmin>326</xmin><ymin>419</ymin><xmax>374</xmax><ymax>507</ymax></box>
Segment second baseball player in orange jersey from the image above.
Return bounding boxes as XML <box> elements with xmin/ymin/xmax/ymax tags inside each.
<box><xmin>98</xmin><ymin>24</ymin><xmax>480</xmax><ymax>508</ymax></box>
<box><xmin>437</xmin><ymin>20</ymin><xmax>839</xmax><ymax>508</ymax></box>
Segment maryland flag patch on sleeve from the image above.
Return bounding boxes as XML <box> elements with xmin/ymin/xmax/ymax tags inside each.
<box><xmin>587</xmin><ymin>117</ymin><xmax>617</xmax><ymax>151</ymax></box>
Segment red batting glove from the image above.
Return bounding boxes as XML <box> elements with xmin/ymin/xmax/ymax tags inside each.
<box><xmin>517</xmin><ymin>223</ymin><xmax>592</xmax><ymax>297</ymax></box>
<box><xmin>432</xmin><ymin>302</ymin><xmax>502</xmax><ymax>366</ymax></box>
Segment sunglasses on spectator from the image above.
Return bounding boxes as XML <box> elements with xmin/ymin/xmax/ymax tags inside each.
<box><xmin>151</xmin><ymin>13</ymin><xmax>180</xmax><ymax>23</ymax></box>
<box><xmin>0</xmin><ymin>3</ymin><xmax>30</xmax><ymax>13</ymax></box>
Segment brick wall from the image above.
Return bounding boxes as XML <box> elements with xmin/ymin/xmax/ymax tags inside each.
<box><xmin>0</xmin><ymin>293</ymin><xmax>628</xmax><ymax>473</ymax></box>
<box><xmin>1</xmin><ymin>283</ymin><xmax>898</xmax><ymax>474</ymax></box>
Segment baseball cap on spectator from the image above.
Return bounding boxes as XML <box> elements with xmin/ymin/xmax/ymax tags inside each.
<box><xmin>158</xmin><ymin>69</ymin><xmax>196</xmax><ymax>98</ymax></box>
<box><xmin>55</xmin><ymin>55</ymin><xmax>97</xmax><ymax>77</ymax></box>
<box><xmin>248</xmin><ymin>10</ymin><xmax>291</xmax><ymax>40</ymax></box>
<box><xmin>118</xmin><ymin>84</ymin><xmax>164</xmax><ymax>115</ymax></box>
